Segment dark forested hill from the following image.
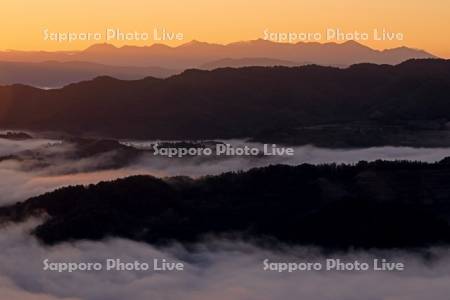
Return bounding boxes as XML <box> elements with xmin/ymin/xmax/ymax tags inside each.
<box><xmin>0</xmin><ymin>59</ymin><xmax>450</xmax><ymax>141</ymax></box>
<box><xmin>1</xmin><ymin>159</ymin><xmax>450</xmax><ymax>249</ymax></box>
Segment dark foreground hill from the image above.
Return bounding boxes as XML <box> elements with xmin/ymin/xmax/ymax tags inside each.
<box><xmin>1</xmin><ymin>59</ymin><xmax>450</xmax><ymax>144</ymax></box>
<box><xmin>1</xmin><ymin>159</ymin><xmax>450</xmax><ymax>249</ymax></box>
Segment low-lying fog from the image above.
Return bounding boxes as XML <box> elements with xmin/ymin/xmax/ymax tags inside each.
<box><xmin>0</xmin><ymin>220</ymin><xmax>449</xmax><ymax>300</ymax></box>
<box><xmin>1</xmin><ymin>137</ymin><xmax>450</xmax><ymax>299</ymax></box>
<box><xmin>2</xmin><ymin>137</ymin><xmax>450</xmax><ymax>205</ymax></box>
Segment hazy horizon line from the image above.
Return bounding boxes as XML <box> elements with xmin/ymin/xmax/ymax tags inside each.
<box><xmin>0</xmin><ymin>39</ymin><xmax>436</xmax><ymax>56</ymax></box>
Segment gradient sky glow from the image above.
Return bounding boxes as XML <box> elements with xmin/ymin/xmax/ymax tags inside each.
<box><xmin>1</xmin><ymin>0</ymin><xmax>449</xmax><ymax>57</ymax></box>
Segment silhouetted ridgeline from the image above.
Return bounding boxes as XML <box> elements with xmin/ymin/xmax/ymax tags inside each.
<box><xmin>0</xmin><ymin>131</ymin><xmax>32</xmax><ymax>140</ymax></box>
<box><xmin>0</xmin><ymin>40</ymin><xmax>435</xmax><ymax>68</ymax></box>
<box><xmin>1</xmin><ymin>159</ymin><xmax>450</xmax><ymax>249</ymax></box>
<box><xmin>0</xmin><ymin>61</ymin><xmax>176</xmax><ymax>87</ymax></box>
<box><xmin>0</xmin><ymin>138</ymin><xmax>143</xmax><ymax>173</ymax></box>
<box><xmin>0</xmin><ymin>59</ymin><xmax>450</xmax><ymax>143</ymax></box>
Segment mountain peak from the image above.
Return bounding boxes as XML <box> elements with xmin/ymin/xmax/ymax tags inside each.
<box><xmin>382</xmin><ymin>46</ymin><xmax>437</xmax><ymax>58</ymax></box>
<box><xmin>84</xmin><ymin>43</ymin><xmax>118</xmax><ymax>52</ymax></box>
<box><xmin>227</xmin><ymin>39</ymin><xmax>275</xmax><ymax>47</ymax></box>
<box><xmin>341</xmin><ymin>40</ymin><xmax>369</xmax><ymax>48</ymax></box>
<box><xmin>179</xmin><ymin>40</ymin><xmax>215</xmax><ymax>48</ymax></box>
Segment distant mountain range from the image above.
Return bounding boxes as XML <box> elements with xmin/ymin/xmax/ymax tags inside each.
<box><xmin>0</xmin><ymin>61</ymin><xmax>176</xmax><ymax>88</ymax></box>
<box><xmin>0</xmin><ymin>40</ymin><xmax>436</xmax><ymax>69</ymax></box>
<box><xmin>0</xmin><ymin>40</ymin><xmax>436</xmax><ymax>87</ymax></box>
<box><xmin>0</xmin><ymin>57</ymin><xmax>310</xmax><ymax>87</ymax></box>
<box><xmin>0</xmin><ymin>59</ymin><xmax>449</xmax><ymax>143</ymax></box>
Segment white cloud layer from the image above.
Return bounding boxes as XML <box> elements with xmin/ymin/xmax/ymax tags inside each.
<box><xmin>0</xmin><ymin>221</ymin><xmax>449</xmax><ymax>300</ymax></box>
<box><xmin>1</xmin><ymin>138</ymin><xmax>450</xmax><ymax>299</ymax></box>
<box><xmin>2</xmin><ymin>137</ymin><xmax>450</xmax><ymax>205</ymax></box>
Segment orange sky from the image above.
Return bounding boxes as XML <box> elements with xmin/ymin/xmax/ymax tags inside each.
<box><xmin>1</xmin><ymin>0</ymin><xmax>449</xmax><ymax>57</ymax></box>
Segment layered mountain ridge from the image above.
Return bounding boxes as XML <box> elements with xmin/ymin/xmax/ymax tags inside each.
<box><xmin>0</xmin><ymin>40</ymin><xmax>435</xmax><ymax>68</ymax></box>
<box><xmin>1</xmin><ymin>59</ymin><xmax>449</xmax><ymax>145</ymax></box>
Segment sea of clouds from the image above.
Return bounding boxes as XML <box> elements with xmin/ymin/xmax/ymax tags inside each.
<box><xmin>0</xmin><ymin>220</ymin><xmax>449</xmax><ymax>300</ymax></box>
<box><xmin>1</xmin><ymin>136</ymin><xmax>450</xmax><ymax>299</ymax></box>
<box><xmin>2</xmin><ymin>137</ymin><xmax>450</xmax><ymax>205</ymax></box>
